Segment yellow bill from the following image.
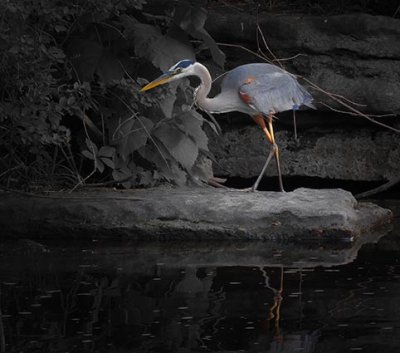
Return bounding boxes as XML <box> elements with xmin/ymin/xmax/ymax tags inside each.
<box><xmin>140</xmin><ymin>72</ymin><xmax>173</xmax><ymax>92</ymax></box>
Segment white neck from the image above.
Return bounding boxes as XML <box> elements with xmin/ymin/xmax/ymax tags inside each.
<box><xmin>192</xmin><ymin>62</ymin><xmax>228</xmax><ymax>114</ymax></box>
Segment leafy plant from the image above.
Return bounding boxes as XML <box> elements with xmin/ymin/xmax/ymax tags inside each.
<box><xmin>0</xmin><ymin>0</ymin><xmax>224</xmax><ymax>190</ymax></box>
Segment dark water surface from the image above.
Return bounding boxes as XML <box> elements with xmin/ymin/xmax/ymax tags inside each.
<box><xmin>1</xmin><ymin>203</ymin><xmax>399</xmax><ymax>353</ymax></box>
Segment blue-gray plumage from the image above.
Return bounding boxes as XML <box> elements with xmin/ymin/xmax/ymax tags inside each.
<box><xmin>140</xmin><ymin>60</ymin><xmax>314</xmax><ymax>191</ymax></box>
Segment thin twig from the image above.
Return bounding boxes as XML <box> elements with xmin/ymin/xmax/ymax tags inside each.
<box><xmin>302</xmin><ymin>77</ymin><xmax>400</xmax><ymax>133</ymax></box>
<box><xmin>97</xmin><ymin>21</ymin><xmax>126</xmax><ymax>39</ymax></box>
<box><xmin>215</xmin><ymin>0</ymin><xmax>244</xmax><ymax>13</ymax></box>
<box><xmin>296</xmin><ymin>80</ymin><xmax>366</xmax><ymax>108</ymax></box>
<box><xmin>85</xmin><ymin>175</ymin><xmax>134</xmax><ymax>187</ymax></box>
<box><xmin>69</xmin><ymin>120</ymin><xmax>98</xmax><ymax>192</ymax></box>
<box><xmin>80</xmin><ymin>111</ymin><xmax>103</xmax><ymax>139</ymax></box>
<box><xmin>272</xmin><ymin>53</ymin><xmax>306</xmax><ymax>62</ymax></box>
<box><xmin>0</xmin><ymin>165</ymin><xmax>23</xmax><ymax>179</ymax></box>
<box><xmin>50</xmin><ymin>145</ymin><xmax>59</xmax><ymax>186</ymax></box>
<box><xmin>393</xmin><ymin>4</ymin><xmax>400</xmax><ymax>17</ymax></box>
<box><xmin>256</xmin><ymin>24</ymin><xmax>283</xmax><ymax>68</ymax></box>
<box><xmin>60</xmin><ymin>144</ymin><xmax>81</xmax><ymax>184</ymax></box>
<box><xmin>356</xmin><ymin>176</ymin><xmax>400</xmax><ymax>199</ymax></box>
<box><xmin>112</xmin><ymin>93</ymin><xmax>170</xmax><ymax>169</ymax></box>
<box><xmin>214</xmin><ymin>42</ymin><xmax>270</xmax><ymax>62</ymax></box>
<box><xmin>100</xmin><ymin>112</ymin><xmax>106</xmax><ymax>146</ymax></box>
<box><xmin>319</xmin><ymin>102</ymin><xmax>396</xmax><ymax>118</ymax></box>
<box><xmin>111</xmin><ymin>111</ymin><xmax>139</xmax><ymax>141</ymax></box>
<box><xmin>212</xmin><ymin>40</ymin><xmax>399</xmax><ymax>133</ymax></box>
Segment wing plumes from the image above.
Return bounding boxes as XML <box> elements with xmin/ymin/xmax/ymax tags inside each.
<box><xmin>238</xmin><ymin>71</ymin><xmax>314</xmax><ymax>114</ymax></box>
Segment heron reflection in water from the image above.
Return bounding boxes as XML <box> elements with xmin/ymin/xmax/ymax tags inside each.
<box><xmin>141</xmin><ymin>60</ymin><xmax>314</xmax><ymax>191</ymax></box>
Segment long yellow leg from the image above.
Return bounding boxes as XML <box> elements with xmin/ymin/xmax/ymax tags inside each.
<box><xmin>267</xmin><ymin>115</ymin><xmax>285</xmax><ymax>192</ymax></box>
<box><xmin>252</xmin><ymin>114</ymin><xmax>285</xmax><ymax>192</ymax></box>
<box><xmin>267</xmin><ymin>267</ymin><xmax>284</xmax><ymax>343</ymax></box>
<box><xmin>274</xmin><ymin>267</ymin><xmax>284</xmax><ymax>343</ymax></box>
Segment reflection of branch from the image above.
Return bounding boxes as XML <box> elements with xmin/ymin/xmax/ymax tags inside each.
<box><xmin>356</xmin><ymin>176</ymin><xmax>400</xmax><ymax>199</ymax></box>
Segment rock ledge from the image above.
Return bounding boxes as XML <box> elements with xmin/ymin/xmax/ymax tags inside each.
<box><xmin>0</xmin><ymin>187</ymin><xmax>392</xmax><ymax>242</ymax></box>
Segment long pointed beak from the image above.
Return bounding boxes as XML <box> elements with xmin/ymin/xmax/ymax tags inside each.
<box><xmin>140</xmin><ymin>72</ymin><xmax>174</xmax><ymax>92</ymax></box>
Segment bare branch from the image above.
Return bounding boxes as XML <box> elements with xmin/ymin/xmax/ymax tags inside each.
<box><xmin>213</xmin><ymin>42</ymin><xmax>270</xmax><ymax>62</ymax></box>
<box><xmin>112</xmin><ymin>93</ymin><xmax>170</xmax><ymax>170</ymax></box>
<box><xmin>60</xmin><ymin>144</ymin><xmax>82</xmax><ymax>185</ymax></box>
<box><xmin>272</xmin><ymin>53</ymin><xmax>306</xmax><ymax>63</ymax></box>
<box><xmin>211</xmin><ymin>40</ymin><xmax>400</xmax><ymax>134</ymax></box>
<box><xmin>79</xmin><ymin>111</ymin><xmax>103</xmax><ymax>139</ymax></box>
<box><xmin>302</xmin><ymin>77</ymin><xmax>400</xmax><ymax>133</ymax></box>
<box><xmin>356</xmin><ymin>176</ymin><xmax>400</xmax><ymax>199</ymax></box>
<box><xmin>256</xmin><ymin>24</ymin><xmax>284</xmax><ymax>69</ymax></box>
<box><xmin>111</xmin><ymin>112</ymin><xmax>139</xmax><ymax>141</ymax></box>
<box><xmin>69</xmin><ymin>120</ymin><xmax>98</xmax><ymax>192</ymax></box>
<box><xmin>319</xmin><ymin>102</ymin><xmax>396</xmax><ymax>118</ymax></box>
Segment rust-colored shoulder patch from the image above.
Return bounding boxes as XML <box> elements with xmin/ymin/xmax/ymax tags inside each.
<box><xmin>239</xmin><ymin>91</ymin><xmax>252</xmax><ymax>104</ymax></box>
<box><xmin>245</xmin><ymin>76</ymin><xmax>256</xmax><ymax>84</ymax></box>
<box><xmin>239</xmin><ymin>76</ymin><xmax>256</xmax><ymax>105</ymax></box>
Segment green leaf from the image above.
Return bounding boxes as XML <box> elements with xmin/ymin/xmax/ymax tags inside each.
<box><xmin>158</xmin><ymin>86</ymin><xmax>178</xmax><ymax>119</ymax></box>
<box><xmin>96</xmin><ymin>158</ymin><xmax>105</xmax><ymax>173</ymax></box>
<box><xmin>173</xmin><ymin>5</ymin><xmax>225</xmax><ymax>67</ymax></box>
<box><xmin>96</xmin><ymin>50</ymin><xmax>124</xmax><ymax>83</ymax></box>
<box><xmin>162</xmin><ymin>161</ymin><xmax>187</xmax><ymax>186</ymax></box>
<box><xmin>67</xmin><ymin>96</ymin><xmax>75</xmax><ymax>105</ymax></box>
<box><xmin>153</xmin><ymin>123</ymin><xmax>199</xmax><ymax>170</ymax></box>
<box><xmin>116</xmin><ymin>116</ymin><xmax>154</xmax><ymax>160</ymax></box>
<box><xmin>190</xmin><ymin>154</ymin><xmax>213</xmax><ymax>182</ymax></box>
<box><xmin>59</xmin><ymin>96</ymin><xmax>67</xmax><ymax>106</ymax></box>
<box><xmin>112</xmin><ymin>167</ymin><xmax>133</xmax><ymax>188</ymax></box>
<box><xmin>177</xmin><ymin>110</ymin><xmax>208</xmax><ymax>150</ymax></box>
<box><xmin>48</xmin><ymin>47</ymin><xmax>66</xmax><ymax>61</ymax></box>
<box><xmin>98</xmin><ymin>146</ymin><xmax>115</xmax><ymax>158</ymax></box>
<box><xmin>144</xmin><ymin>146</ymin><xmax>186</xmax><ymax>186</ymax></box>
<box><xmin>100</xmin><ymin>157</ymin><xmax>115</xmax><ymax>169</ymax></box>
<box><xmin>112</xmin><ymin>167</ymin><xmax>130</xmax><ymax>180</ymax></box>
<box><xmin>66</xmin><ymin>38</ymin><xmax>103</xmax><ymax>82</ymax></box>
<box><xmin>82</xmin><ymin>149</ymin><xmax>95</xmax><ymax>160</ymax></box>
<box><xmin>138</xmin><ymin>170</ymin><xmax>153</xmax><ymax>186</ymax></box>
<box><xmin>85</xmin><ymin>138</ymin><xmax>98</xmax><ymax>155</ymax></box>
<box><xmin>121</xmin><ymin>15</ymin><xmax>195</xmax><ymax>72</ymax></box>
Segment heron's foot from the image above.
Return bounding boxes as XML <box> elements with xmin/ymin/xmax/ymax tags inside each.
<box><xmin>207</xmin><ymin>177</ymin><xmax>228</xmax><ymax>189</ymax></box>
<box><xmin>238</xmin><ymin>186</ymin><xmax>258</xmax><ymax>192</ymax></box>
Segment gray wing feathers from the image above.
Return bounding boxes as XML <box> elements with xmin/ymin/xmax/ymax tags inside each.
<box><xmin>239</xmin><ymin>72</ymin><xmax>314</xmax><ymax>114</ymax></box>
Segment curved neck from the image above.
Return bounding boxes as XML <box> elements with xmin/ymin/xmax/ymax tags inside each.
<box><xmin>193</xmin><ymin>63</ymin><xmax>222</xmax><ymax>113</ymax></box>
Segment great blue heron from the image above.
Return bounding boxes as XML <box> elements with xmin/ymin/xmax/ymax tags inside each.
<box><xmin>140</xmin><ymin>60</ymin><xmax>314</xmax><ymax>191</ymax></box>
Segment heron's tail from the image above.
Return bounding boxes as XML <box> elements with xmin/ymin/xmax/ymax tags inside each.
<box><xmin>300</xmin><ymin>85</ymin><xmax>316</xmax><ymax>109</ymax></box>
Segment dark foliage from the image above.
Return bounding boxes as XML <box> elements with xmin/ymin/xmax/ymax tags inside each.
<box><xmin>0</xmin><ymin>0</ymin><xmax>223</xmax><ymax>190</ymax></box>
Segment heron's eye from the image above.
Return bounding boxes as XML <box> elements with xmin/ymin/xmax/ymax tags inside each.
<box><xmin>175</xmin><ymin>68</ymin><xmax>182</xmax><ymax>74</ymax></box>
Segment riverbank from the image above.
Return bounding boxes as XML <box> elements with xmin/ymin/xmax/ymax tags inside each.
<box><xmin>0</xmin><ymin>187</ymin><xmax>392</xmax><ymax>242</ymax></box>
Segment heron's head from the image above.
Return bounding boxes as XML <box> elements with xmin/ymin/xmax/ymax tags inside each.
<box><xmin>140</xmin><ymin>59</ymin><xmax>195</xmax><ymax>92</ymax></box>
